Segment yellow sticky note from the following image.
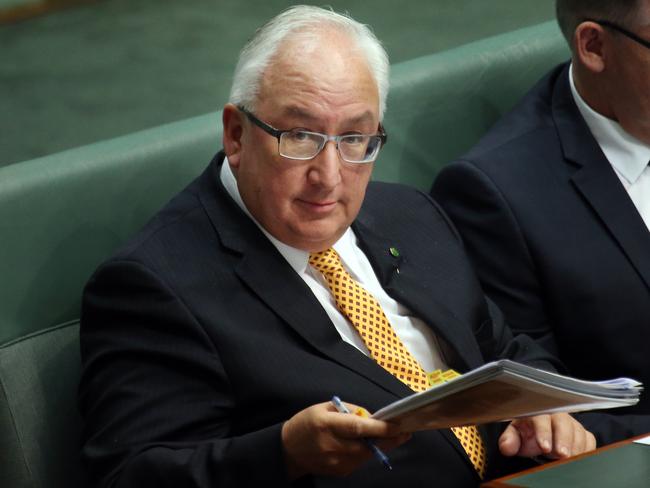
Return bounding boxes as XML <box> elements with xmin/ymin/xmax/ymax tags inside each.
<box><xmin>427</xmin><ymin>368</ymin><xmax>461</xmax><ymax>387</ymax></box>
<box><xmin>427</xmin><ymin>369</ymin><xmax>444</xmax><ymax>387</ymax></box>
<box><xmin>441</xmin><ymin>369</ymin><xmax>460</xmax><ymax>381</ymax></box>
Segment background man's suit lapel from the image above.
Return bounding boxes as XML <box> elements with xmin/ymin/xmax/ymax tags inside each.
<box><xmin>552</xmin><ymin>67</ymin><xmax>650</xmax><ymax>292</ymax></box>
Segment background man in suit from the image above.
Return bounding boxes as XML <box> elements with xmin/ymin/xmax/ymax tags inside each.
<box><xmin>432</xmin><ymin>0</ymin><xmax>650</xmax><ymax>439</ymax></box>
<box><xmin>79</xmin><ymin>6</ymin><xmax>595</xmax><ymax>488</ymax></box>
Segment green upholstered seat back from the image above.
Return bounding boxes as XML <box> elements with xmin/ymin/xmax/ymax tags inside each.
<box><xmin>0</xmin><ymin>113</ymin><xmax>222</xmax><ymax>346</ymax></box>
<box><xmin>0</xmin><ymin>21</ymin><xmax>568</xmax><ymax>488</ymax></box>
<box><xmin>377</xmin><ymin>21</ymin><xmax>569</xmax><ymax>187</ymax></box>
<box><xmin>0</xmin><ymin>323</ymin><xmax>81</xmax><ymax>488</ymax></box>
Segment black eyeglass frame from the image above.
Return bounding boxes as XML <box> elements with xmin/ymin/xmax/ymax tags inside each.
<box><xmin>237</xmin><ymin>105</ymin><xmax>388</xmax><ymax>163</ymax></box>
<box><xmin>586</xmin><ymin>18</ymin><xmax>650</xmax><ymax>50</ymax></box>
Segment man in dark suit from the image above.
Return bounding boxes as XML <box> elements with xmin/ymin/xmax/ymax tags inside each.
<box><xmin>432</xmin><ymin>0</ymin><xmax>650</xmax><ymax>438</ymax></box>
<box><xmin>78</xmin><ymin>6</ymin><xmax>596</xmax><ymax>488</ymax></box>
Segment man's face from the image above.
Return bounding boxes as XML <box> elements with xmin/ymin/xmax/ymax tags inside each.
<box><xmin>603</xmin><ymin>4</ymin><xmax>650</xmax><ymax>143</ymax></box>
<box><xmin>227</xmin><ymin>32</ymin><xmax>380</xmax><ymax>252</ymax></box>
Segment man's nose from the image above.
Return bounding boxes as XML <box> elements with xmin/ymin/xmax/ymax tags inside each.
<box><xmin>307</xmin><ymin>141</ymin><xmax>342</xmax><ymax>188</ymax></box>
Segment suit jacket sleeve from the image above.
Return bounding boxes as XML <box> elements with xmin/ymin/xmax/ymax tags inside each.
<box><xmin>432</xmin><ymin>160</ymin><xmax>560</xmax><ymax>357</ymax></box>
<box><xmin>79</xmin><ymin>259</ymin><xmax>289</xmax><ymax>488</ymax></box>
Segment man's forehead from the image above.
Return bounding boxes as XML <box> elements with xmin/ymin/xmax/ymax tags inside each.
<box><xmin>256</xmin><ymin>52</ymin><xmax>379</xmax><ymax>125</ymax></box>
<box><xmin>279</xmin><ymin>105</ymin><xmax>376</xmax><ymax>124</ymax></box>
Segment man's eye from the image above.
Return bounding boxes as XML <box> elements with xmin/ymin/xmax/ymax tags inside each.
<box><xmin>287</xmin><ymin>130</ymin><xmax>311</xmax><ymax>142</ymax></box>
<box><xmin>343</xmin><ymin>135</ymin><xmax>365</xmax><ymax>145</ymax></box>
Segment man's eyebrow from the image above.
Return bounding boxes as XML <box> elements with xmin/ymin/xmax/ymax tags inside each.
<box><xmin>345</xmin><ymin>111</ymin><xmax>375</xmax><ymax>127</ymax></box>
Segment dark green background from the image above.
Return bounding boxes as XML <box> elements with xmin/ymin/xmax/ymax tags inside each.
<box><xmin>0</xmin><ymin>0</ymin><xmax>555</xmax><ymax>166</ymax></box>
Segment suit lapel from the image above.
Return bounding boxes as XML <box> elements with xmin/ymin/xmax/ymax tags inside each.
<box><xmin>553</xmin><ymin>67</ymin><xmax>650</xmax><ymax>292</ymax></box>
<box><xmin>571</xmin><ymin>167</ymin><xmax>650</xmax><ymax>291</ymax></box>
<box><xmin>198</xmin><ymin>154</ymin><xmax>412</xmax><ymax>399</ymax></box>
<box><xmin>353</xmin><ymin>210</ymin><xmax>483</xmax><ymax>373</ymax></box>
<box><xmin>234</xmin><ymin>244</ymin><xmax>414</xmax><ymax>399</ymax></box>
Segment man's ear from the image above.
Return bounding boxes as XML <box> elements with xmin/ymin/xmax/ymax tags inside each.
<box><xmin>574</xmin><ymin>21</ymin><xmax>607</xmax><ymax>73</ymax></box>
<box><xmin>222</xmin><ymin>103</ymin><xmax>245</xmax><ymax>168</ymax></box>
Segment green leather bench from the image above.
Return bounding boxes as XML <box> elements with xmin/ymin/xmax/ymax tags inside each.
<box><xmin>0</xmin><ymin>21</ymin><xmax>568</xmax><ymax>488</ymax></box>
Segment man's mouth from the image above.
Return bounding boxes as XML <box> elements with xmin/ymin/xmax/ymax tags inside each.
<box><xmin>296</xmin><ymin>199</ymin><xmax>337</xmax><ymax>212</ymax></box>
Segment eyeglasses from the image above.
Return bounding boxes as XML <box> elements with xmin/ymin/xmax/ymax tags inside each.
<box><xmin>587</xmin><ymin>19</ymin><xmax>650</xmax><ymax>50</ymax></box>
<box><xmin>238</xmin><ymin>106</ymin><xmax>387</xmax><ymax>163</ymax></box>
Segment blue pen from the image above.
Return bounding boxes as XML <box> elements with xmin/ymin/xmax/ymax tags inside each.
<box><xmin>331</xmin><ymin>395</ymin><xmax>393</xmax><ymax>470</ymax></box>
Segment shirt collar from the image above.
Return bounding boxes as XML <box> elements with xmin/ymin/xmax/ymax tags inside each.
<box><xmin>219</xmin><ymin>157</ymin><xmax>355</xmax><ymax>273</ymax></box>
<box><xmin>569</xmin><ymin>63</ymin><xmax>650</xmax><ymax>184</ymax></box>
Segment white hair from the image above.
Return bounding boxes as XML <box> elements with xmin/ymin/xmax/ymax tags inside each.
<box><xmin>228</xmin><ymin>5</ymin><xmax>390</xmax><ymax>120</ymax></box>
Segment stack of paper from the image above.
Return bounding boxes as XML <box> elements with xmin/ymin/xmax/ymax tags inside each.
<box><xmin>372</xmin><ymin>360</ymin><xmax>642</xmax><ymax>432</ymax></box>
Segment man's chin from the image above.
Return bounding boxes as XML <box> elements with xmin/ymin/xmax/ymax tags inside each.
<box><xmin>290</xmin><ymin>226</ymin><xmax>348</xmax><ymax>252</ymax></box>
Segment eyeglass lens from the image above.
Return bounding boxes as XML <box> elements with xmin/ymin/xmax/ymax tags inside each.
<box><xmin>279</xmin><ymin>130</ymin><xmax>380</xmax><ymax>162</ymax></box>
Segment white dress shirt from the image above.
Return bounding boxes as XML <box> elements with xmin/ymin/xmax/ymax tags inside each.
<box><xmin>569</xmin><ymin>64</ymin><xmax>650</xmax><ymax>231</ymax></box>
<box><xmin>220</xmin><ymin>158</ymin><xmax>448</xmax><ymax>372</ymax></box>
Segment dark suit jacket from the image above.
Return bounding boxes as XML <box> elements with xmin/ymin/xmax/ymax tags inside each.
<box><xmin>432</xmin><ymin>63</ymin><xmax>650</xmax><ymax>437</ymax></box>
<box><xmin>79</xmin><ymin>152</ymin><xmax>558</xmax><ymax>488</ymax></box>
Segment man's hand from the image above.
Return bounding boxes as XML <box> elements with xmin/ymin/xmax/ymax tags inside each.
<box><xmin>281</xmin><ymin>401</ymin><xmax>411</xmax><ymax>479</ymax></box>
<box><xmin>499</xmin><ymin>413</ymin><xmax>596</xmax><ymax>459</ymax></box>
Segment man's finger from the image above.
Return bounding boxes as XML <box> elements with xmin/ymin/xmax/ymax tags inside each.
<box><xmin>329</xmin><ymin>411</ymin><xmax>402</xmax><ymax>440</ymax></box>
<box><xmin>498</xmin><ymin>422</ymin><xmax>522</xmax><ymax>456</ymax></box>
<box><xmin>549</xmin><ymin>414</ymin><xmax>574</xmax><ymax>458</ymax></box>
<box><xmin>530</xmin><ymin>415</ymin><xmax>553</xmax><ymax>454</ymax></box>
<box><xmin>586</xmin><ymin>431</ymin><xmax>597</xmax><ymax>452</ymax></box>
<box><xmin>375</xmin><ymin>433</ymin><xmax>412</xmax><ymax>451</ymax></box>
<box><xmin>570</xmin><ymin>419</ymin><xmax>586</xmax><ymax>456</ymax></box>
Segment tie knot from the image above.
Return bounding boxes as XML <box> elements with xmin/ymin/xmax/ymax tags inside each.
<box><xmin>309</xmin><ymin>248</ymin><xmax>344</xmax><ymax>274</ymax></box>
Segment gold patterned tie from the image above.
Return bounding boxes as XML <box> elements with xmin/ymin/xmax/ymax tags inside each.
<box><xmin>310</xmin><ymin>248</ymin><xmax>486</xmax><ymax>478</ymax></box>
